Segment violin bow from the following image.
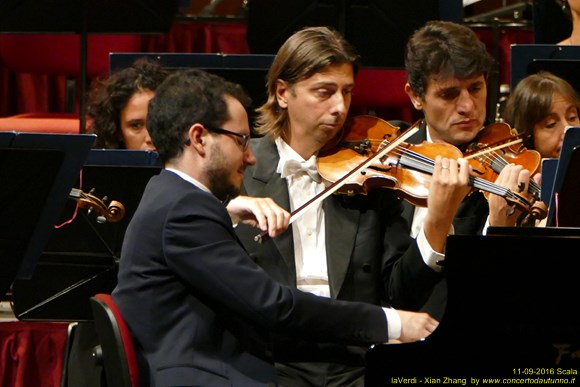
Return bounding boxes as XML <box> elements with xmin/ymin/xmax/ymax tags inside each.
<box><xmin>462</xmin><ymin>137</ymin><xmax>523</xmax><ymax>161</ymax></box>
<box><xmin>254</xmin><ymin>124</ymin><xmax>419</xmax><ymax>243</ymax></box>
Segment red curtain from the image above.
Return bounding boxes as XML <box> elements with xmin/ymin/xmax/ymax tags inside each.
<box><xmin>0</xmin><ymin>20</ymin><xmax>534</xmax><ymax>118</ymax></box>
<box><xmin>0</xmin><ymin>322</ymin><xmax>69</xmax><ymax>387</ymax></box>
<box><xmin>0</xmin><ymin>20</ymin><xmax>250</xmax><ymax>117</ymax></box>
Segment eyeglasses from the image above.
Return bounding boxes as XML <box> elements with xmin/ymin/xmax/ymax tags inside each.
<box><xmin>205</xmin><ymin>126</ymin><xmax>251</xmax><ymax>151</ymax></box>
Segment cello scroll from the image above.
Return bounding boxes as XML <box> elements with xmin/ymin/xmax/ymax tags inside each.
<box><xmin>69</xmin><ymin>188</ymin><xmax>125</xmax><ymax>223</ymax></box>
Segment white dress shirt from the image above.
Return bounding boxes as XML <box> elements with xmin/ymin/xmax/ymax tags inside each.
<box><xmin>275</xmin><ymin>138</ymin><xmax>329</xmax><ymax>297</ymax></box>
<box><xmin>409</xmin><ymin>127</ymin><xmax>452</xmax><ymax>272</ymax></box>
<box><xmin>275</xmin><ymin>138</ymin><xmax>403</xmax><ymax>340</ymax></box>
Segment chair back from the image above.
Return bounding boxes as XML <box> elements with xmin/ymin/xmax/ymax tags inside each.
<box><xmin>90</xmin><ymin>293</ymin><xmax>140</xmax><ymax>387</ymax></box>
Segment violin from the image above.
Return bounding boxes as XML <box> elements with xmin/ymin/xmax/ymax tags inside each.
<box><xmin>69</xmin><ymin>188</ymin><xmax>125</xmax><ymax>223</ymax></box>
<box><xmin>253</xmin><ymin>121</ymin><xmax>419</xmax><ymax>243</ymax></box>
<box><xmin>464</xmin><ymin>122</ymin><xmax>542</xmax><ymax>201</ymax></box>
<box><xmin>254</xmin><ymin>116</ymin><xmax>544</xmax><ymax>243</ymax></box>
<box><xmin>317</xmin><ymin>115</ymin><xmax>540</xmax><ymax>216</ymax></box>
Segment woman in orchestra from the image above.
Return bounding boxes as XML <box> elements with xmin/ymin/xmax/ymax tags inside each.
<box><xmin>64</xmin><ymin>57</ymin><xmax>169</xmax><ymax>387</ymax></box>
<box><xmin>502</xmin><ymin>71</ymin><xmax>580</xmax><ymax>160</ymax></box>
<box><xmin>87</xmin><ymin>57</ymin><xmax>169</xmax><ymax>150</ymax></box>
<box><xmin>501</xmin><ymin>71</ymin><xmax>580</xmax><ymax>227</ymax></box>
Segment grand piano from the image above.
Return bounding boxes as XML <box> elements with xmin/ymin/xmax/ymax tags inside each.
<box><xmin>365</xmin><ymin>227</ymin><xmax>580</xmax><ymax>385</ymax></box>
<box><xmin>365</xmin><ymin>126</ymin><xmax>580</xmax><ymax>385</ymax></box>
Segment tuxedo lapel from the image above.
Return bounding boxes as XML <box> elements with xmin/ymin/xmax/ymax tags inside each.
<box><xmin>247</xmin><ymin>138</ymin><xmax>296</xmax><ymax>274</ymax></box>
<box><xmin>324</xmin><ymin>196</ymin><xmax>359</xmax><ymax>298</ymax></box>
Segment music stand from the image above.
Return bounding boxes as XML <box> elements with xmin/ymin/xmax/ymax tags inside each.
<box><xmin>109</xmin><ymin>52</ymin><xmax>275</xmax><ymax>128</ymax></box>
<box><xmin>546</xmin><ymin>126</ymin><xmax>580</xmax><ymax>227</ymax></box>
<box><xmin>510</xmin><ymin>44</ymin><xmax>580</xmax><ymax>92</ymax></box>
<box><xmin>0</xmin><ymin>132</ymin><xmax>96</xmax><ymax>298</ymax></box>
<box><xmin>0</xmin><ymin>0</ymin><xmax>179</xmax><ymax>132</ymax></box>
<box><xmin>12</xmin><ymin>149</ymin><xmax>162</xmax><ymax>321</ymax></box>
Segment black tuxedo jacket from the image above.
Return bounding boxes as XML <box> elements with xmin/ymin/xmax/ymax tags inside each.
<box><xmin>402</xmin><ymin>121</ymin><xmax>490</xmax><ymax>236</ymax></box>
<box><xmin>113</xmin><ymin>170</ymin><xmax>391</xmax><ymax>386</ymax></box>
<box><xmin>399</xmin><ymin>121</ymin><xmax>490</xmax><ymax>319</ymax></box>
<box><xmin>235</xmin><ymin>137</ymin><xmax>435</xmax><ymax>361</ymax></box>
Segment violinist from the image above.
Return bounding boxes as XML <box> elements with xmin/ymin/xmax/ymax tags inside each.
<box><xmin>502</xmin><ymin>71</ymin><xmax>580</xmax><ymax>161</ymax></box>
<box><xmin>394</xmin><ymin>20</ymin><xmax>536</xmax><ymax>319</ymax></box>
<box><xmin>112</xmin><ymin>68</ymin><xmax>439</xmax><ymax>386</ymax></box>
<box><xmin>501</xmin><ymin>72</ymin><xmax>580</xmax><ymax>228</ymax></box>
<box><xmin>233</xmin><ymin>26</ymin><xmax>471</xmax><ymax>387</ymax></box>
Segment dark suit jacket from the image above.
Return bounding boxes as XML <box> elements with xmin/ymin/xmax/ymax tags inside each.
<box><xmin>113</xmin><ymin>170</ymin><xmax>391</xmax><ymax>387</ymax></box>
<box><xmin>235</xmin><ymin>137</ymin><xmax>436</xmax><ymax>363</ymax></box>
<box><xmin>399</xmin><ymin>121</ymin><xmax>490</xmax><ymax>319</ymax></box>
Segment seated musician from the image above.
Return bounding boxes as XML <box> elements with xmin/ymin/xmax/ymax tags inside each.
<box><xmin>66</xmin><ymin>57</ymin><xmax>170</xmax><ymax>387</ymax></box>
<box><xmin>87</xmin><ymin>57</ymin><xmax>169</xmax><ymax>150</ymax></box>
<box><xmin>389</xmin><ymin>20</ymin><xmax>536</xmax><ymax>320</ymax></box>
<box><xmin>67</xmin><ymin>57</ymin><xmax>289</xmax><ymax>386</ymax></box>
<box><xmin>501</xmin><ymin>71</ymin><xmax>580</xmax><ymax>227</ymax></box>
<box><xmin>233</xmin><ymin>25</ymin><xmax>473</xmax><ymax>387</ymax></box>
<box><xmin>502</xmin><ymin>71</ymin><xmax>580</xmax><ymax>161</ymax></box>
<box><xmin>113</xmin><ymin>67</ymin><xmax>440</xmax><ymax>387</ymax></box>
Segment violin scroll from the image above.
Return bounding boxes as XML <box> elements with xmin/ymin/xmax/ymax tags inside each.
<box><xmin>69</xmin><ymin>188</ymin><xmax>125</xmax><ymax>223</ymax></box>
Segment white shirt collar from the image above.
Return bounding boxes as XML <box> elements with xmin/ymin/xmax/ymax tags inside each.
<box><xmin>165</xmin><ymin>168</ymin><xmax>211</xmax><ymax>193</ymax></box>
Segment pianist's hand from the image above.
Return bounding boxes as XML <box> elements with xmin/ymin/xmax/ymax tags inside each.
<box><xmin>226</xmin><ymin>195</ymin><xmax>290</xmax><ymax>238</ymax></box>
<box><xmin>396</xmin><ymin>310</ymin><xmax>439</xmax><ymax>342</ymax></box>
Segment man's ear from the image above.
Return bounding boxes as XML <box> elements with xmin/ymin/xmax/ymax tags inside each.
<box><xmin>276</xmin><ymin>79</ymin><xmax>289</xmax><ymax>109</ymax></box>
<box><xmin>187</xmin><ymin>123</ymin><xmax>207</xmax><ymax>154</ymax></box>
<box><xmin>405</xmin><ymin>83</ymin><xmax>423</xmax><ymax>111</ymax></box>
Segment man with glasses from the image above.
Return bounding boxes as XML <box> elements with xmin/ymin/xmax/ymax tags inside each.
<box><xmin>187</xmin><ymin>126</ymin><xmax>250</xmax><ymax>150</ymax></box>
<box><xmin>112</xmin><ymin>68</ymin><xmax>440</xmax><ymax>386</ymax></box>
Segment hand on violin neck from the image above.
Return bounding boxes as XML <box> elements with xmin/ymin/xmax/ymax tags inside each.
<box><xmin>488</xmin><ymin>164</ymin><xmax>531</xmax><ymax>227</ymax></box>
<box><xmin>424</xmin><ymin>156</ymin><xmax>471</xmax><ymax>253</ymax></box>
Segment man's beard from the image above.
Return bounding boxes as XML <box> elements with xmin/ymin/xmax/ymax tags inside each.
<box><xmin>206</xmin><ymin>143</ymin><xmax>241</xmax><ymax>203</ymax></box>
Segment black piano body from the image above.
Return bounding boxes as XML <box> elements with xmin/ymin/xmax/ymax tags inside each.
<box><xmin>366</xmin><ymin>228</ymin><xmax>580</xmax><ymax>385</ymax></box>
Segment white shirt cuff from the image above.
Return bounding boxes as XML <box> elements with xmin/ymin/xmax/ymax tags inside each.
<box><xmin>383</xmin><ymin>307</ymin><xmax>402</xmax><ymax>340</ymax></box>
<box><xmin>482</xmin><ymin>215</ymin><xmax>490</xmax><ymax>235</ymax></box>
<box><xmin>417</xmin><ymin>225</ymin><xmax>453</xmax><ymax>272</ymax></box>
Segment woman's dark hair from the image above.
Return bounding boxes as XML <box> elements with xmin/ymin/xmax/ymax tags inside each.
<box><xmin>87</xmin><ymin>58</ymin><xmax>169</xmax><ymax>149</ymax></box>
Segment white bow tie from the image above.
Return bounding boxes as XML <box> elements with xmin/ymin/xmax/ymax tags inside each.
<box><xmin>281</xmin><ymin>159</ymin><xmax>321</xmax><ymax>183</ymax></box>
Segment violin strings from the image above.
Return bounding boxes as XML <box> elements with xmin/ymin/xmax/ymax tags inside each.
<box><xmin>374</xmin><ymin>142</ymin><xmax>527</xmax><ymax>208</ymax></box>
<box><xmin>466</xmin><ymin>148</ymin><xmax>541</xmax><ymax>196</ymax></box>
<box><xmin>371</xmin><ymin>138</ymin><xmax>539</xmax><ymax>203</ymax></box>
